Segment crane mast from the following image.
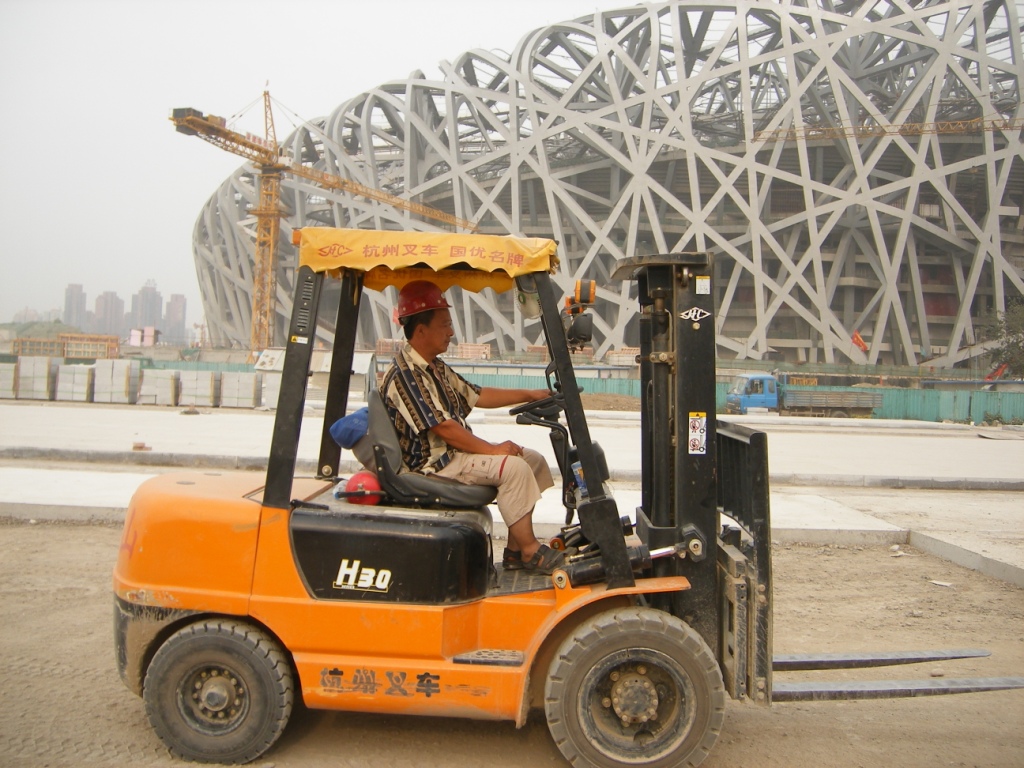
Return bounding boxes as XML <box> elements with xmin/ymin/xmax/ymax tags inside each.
<box><xmin>171</xmin><ymin>92</ymin><xmax>477</xmax><ymax>356</ymax></box>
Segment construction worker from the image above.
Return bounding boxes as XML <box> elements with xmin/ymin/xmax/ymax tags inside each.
<box><xmin>380</xmin><ymin>280</ymin><xmax>565</xmax><ymax>575</ymax></box>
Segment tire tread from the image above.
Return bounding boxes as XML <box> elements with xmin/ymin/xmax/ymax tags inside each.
<box><xmin>544</xmin><ymin>607</ymin><xmax>724</xmax><ymax>768</ymax></box>
<box><xmin>143</xmin><ymin>619</ymin><xmax>293</xmax><ymax>764</ymax></box>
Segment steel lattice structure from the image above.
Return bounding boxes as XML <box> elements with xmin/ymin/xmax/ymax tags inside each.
<box><xmin>194</xmin><ymin>0</ymin><xmax>1024</xmax><ymax>367</ymax></box>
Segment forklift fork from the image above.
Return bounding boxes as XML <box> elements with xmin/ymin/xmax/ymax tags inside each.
<box><xmin>772</xmin><ymin>648</ymin><xmax>1024</xmax><ymax>701</ymax></box>
<box><xmin>717</xmin><ymin>421</ymin><xmax>1024</xmax><ymax>703</ymax></box>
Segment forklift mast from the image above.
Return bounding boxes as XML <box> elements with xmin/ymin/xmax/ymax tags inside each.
<box><xmin>614</xmin><ymin>254</ymin><xmax>719</xmax><ymax>638</ymax></box>
<box><xmin>614</xmin><ymin>253</ymin><xmax>773</xmax><ymax>704</ymax></box>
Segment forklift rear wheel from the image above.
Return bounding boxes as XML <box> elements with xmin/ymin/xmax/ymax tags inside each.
<box><xmin>143</xmin><ymin>620</ymin><xmax>293</xmax><ymax>764</ymax></box>
<box><xmin>544</xmin><ymin>607</ymin><xmax>724</xmax><ymax>767</ymax></box>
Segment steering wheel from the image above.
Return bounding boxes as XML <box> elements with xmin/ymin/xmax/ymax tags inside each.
<box><xmin>509</xmin><ymin>394</ymin><xmax>559</xmax><ymax>416</ymax></box>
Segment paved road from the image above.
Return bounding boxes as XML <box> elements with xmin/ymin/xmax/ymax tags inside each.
<box><xmin>2</xmin><ymin>401</ymin><xmax>1022</xmax><ymax>487</ymax></box>
<box><xmin>1</xmin><ymin>401</ymin><xmax>1022</xmax><ymax>586</ymax></box>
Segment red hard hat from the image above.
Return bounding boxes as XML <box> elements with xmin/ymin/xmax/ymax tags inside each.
<box><xmin>396</xmin><ymin>280</ymin><xmax>451</xmax><ymax>323</ymax></box>
<box><xmin>345</xmin><ymin>471</ymin><xmax>382</xmax><ymax>505</ymax></box>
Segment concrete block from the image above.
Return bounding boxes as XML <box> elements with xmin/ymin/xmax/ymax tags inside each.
<box><xmin>139</xmin><ymin>370</ymin><xmax>179</xmax><ymax>407</ymax></box>
<box><xmin>179</xmin><ymin>371</ymin><xmax>221</xmax><ymax>407</ymax></box>
<box><xmin>16</xmin><ymin>357</ymin><xmax>57</xmax><ymax>400</ymax></box>
<box><xmin>220</xmin><ymin>372</ymin><xmax>262</xmax><ymax>409</ymax></box>
<box><xmin>92</xmin><ymin>360</ymin><xmax>140</xmax><ymax>404</ymax></box>
<box><xmin>55</xmin><ymin>365</ymin><xmax>95</xmax><ymax>402</ymax></box>
<box><xmin>262</xmin><ymin>372</ymin><xmax>282</xmax><ymax>408</ymax></box>
<box><xmin>0</xmin><ymin>363</ymin><xmax>16</xmax><ymax>399</ymax></box>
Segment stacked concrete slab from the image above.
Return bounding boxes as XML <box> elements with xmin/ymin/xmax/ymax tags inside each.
<box><xmin>220</xmin><ymin>372</ymin><xmax>262</xmax><ymax>408</ymax></box>
<box><xmin>55</xmin><ymin>365</ymin><xmax>95</xmax><ymax>402</ymax></box>
<box><xmin>138</xmin><ymin>370</ymin><xmax>179</xmax><ymax>406</ymax></box>
<box><xmin>16</xmin><ymin>357</ymin><xmax>58</xmax><ymax>400</ymax></box>
<box><xmin>179</xmin><ymin>371</ymin><xmax>221</xmax><ymax>408</ymax></box>
<box><xmin>0</xmin><ymin>364</ymin><xmax>16</xmax><ymax>400</ymax></box>
<box><xmin>93</xmin><ymin>360</ymin><xmax>140</xmax><ymax>404</ymax></box>
<box><xmin>262</xmin><ymin>372</ymin><xmax>282</xmax><ymax>408</ymax></box>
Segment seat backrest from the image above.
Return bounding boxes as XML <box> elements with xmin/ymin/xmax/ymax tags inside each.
<box><xmin>367</xmin><ymin>390</ymin><xmax>497</xmax><ymax>509</ymax></box>
<box><xmin>366</xmin><ymin>388</ymin><xmax>405</xmax><ymax>477</ymax></box>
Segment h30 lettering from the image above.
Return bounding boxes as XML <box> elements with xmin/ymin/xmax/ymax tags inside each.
<box><xmin>333</xmin><ymin>558</ymin><xmax>393</xmax><ymax>593</ymax></box>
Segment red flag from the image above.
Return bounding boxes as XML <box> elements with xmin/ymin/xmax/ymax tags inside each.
<box><xmin>851</xmin><ymin>331</ymin><xmax>868</xmax><ymax>352</ymax></box>
<box><xmin>985</xmin><ymin>363</ymin><xmax>1008</xmax><ymax>381</ymax></box>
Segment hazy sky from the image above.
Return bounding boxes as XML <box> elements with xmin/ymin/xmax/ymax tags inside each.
<box><xmin>0</xmin><ymin>0</ymin><xmax>608</xmax><ymax>325</ymax></box>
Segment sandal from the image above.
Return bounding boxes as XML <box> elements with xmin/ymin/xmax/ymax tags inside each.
<box><xmin>522</xmin><ymin>544</ymin><xmax>565</xmax><ymax>575</ymax></box>
<box><xmin>502</xmin><ymin>547</ymin><xmax>524</xmax><ymax>571</ymax></box>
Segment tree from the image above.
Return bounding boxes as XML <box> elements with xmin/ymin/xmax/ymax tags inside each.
<box><xmin>978</xmin><ymin>301</ymin><xmax>1024</xmax><ymax>378</ymax></box>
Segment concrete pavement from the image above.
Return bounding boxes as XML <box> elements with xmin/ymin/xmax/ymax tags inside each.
<box><xmin>1</xmin><ymin>400</ymin><xmax>1021</xmax><ymax>586</ymax></box>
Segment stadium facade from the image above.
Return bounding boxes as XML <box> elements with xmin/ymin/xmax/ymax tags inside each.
<box><xmin>193</xmin><ymin>0</ymin><xmax>1024</xmax><ymax>368</ymax></box>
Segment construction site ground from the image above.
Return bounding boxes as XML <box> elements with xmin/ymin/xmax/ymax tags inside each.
<box><xmin>1</xmin><ymin>519</ymin><xmax>1021</xmax><ymax>767</ymax></box>
<box><xmin>0</xmin><ymin>399</ymin><xmax>1021</xmax><ymax>766</ymax></box>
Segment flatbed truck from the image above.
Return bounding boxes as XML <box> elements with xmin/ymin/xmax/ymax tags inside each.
<box><xmin>725</xmin><ymin>372</ymin><xmax>884</xmax><ymax>417</ymax></box>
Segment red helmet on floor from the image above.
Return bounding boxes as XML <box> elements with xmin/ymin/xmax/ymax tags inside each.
<box><xmin>396</xmin><ymin>280</ymin><xmax>451</xmax><ymax>324</ymax></box>
<box><xmin>345</xmin><ymin>471</ymin><xmax>382</xmax><ymax>505</ymax></box>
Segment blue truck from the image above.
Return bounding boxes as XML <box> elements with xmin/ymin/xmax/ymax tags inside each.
<box><xmin>725</xmin><ymin>372</ymin><xmax>884</xmax><ymax>417</ymax></box>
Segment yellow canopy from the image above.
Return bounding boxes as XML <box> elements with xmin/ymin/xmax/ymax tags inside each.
<box><xmin>293</xmin><ymin>227</ymin><xmax>557</xmax><ymax>293</ymax></box>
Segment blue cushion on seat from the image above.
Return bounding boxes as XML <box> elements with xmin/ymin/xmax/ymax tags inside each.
<box><xmin>330</xmin><ymin>407</ymin><xmax>369</xmax><ymax>449</ymax></box>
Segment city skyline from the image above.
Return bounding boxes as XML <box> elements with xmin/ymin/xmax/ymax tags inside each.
<box><xmin>9</xmin><ymin>282</ymin><xmax>190</xmax><ymax>346</ymax></box>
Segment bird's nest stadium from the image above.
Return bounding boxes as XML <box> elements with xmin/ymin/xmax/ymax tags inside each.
<box><xmin>193</xmin><ymin>0</ymin><xmax>1024</xmax><ymax>368</ymax></box>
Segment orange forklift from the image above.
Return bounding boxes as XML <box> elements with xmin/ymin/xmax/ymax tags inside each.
<box><xmin>114</xmin><ymin>228</ymin><xmax>1023</xmax><ymax>767</ymax></box>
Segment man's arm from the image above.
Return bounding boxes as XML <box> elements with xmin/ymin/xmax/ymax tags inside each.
<box><xmin>431</xmin><ymin>419</ymin><xmax>523</xmax><ymax>457</ymax></box>
<box><xmin>474</xmin><ymin>386</ymin><xmax>550</xmax><ymax>409</ymax></box>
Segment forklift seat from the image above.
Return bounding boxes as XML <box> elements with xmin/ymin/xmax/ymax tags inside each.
<box><xmin>366</xmin><ymin>390</ymin><xmax>498</xmax><ymax>509</ymax></box>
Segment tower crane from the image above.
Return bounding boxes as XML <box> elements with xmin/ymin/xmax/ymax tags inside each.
<box><xmin>170</xmin><ymin>92</ymin><xmax>477</xmax><ymax>356</ymax></box>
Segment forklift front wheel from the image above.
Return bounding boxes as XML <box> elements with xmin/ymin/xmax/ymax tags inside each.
<box><xmin>544</xmin><ymin>607</ymin><xmax>724</xmax><ymax>768</ymax></box>
<box><xmin>143</xmin><ymin>620</ymin><xmax>294</xmax><ymax>764</ymax></box>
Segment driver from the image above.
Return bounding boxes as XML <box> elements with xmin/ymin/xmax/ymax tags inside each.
<box><xmin>379</xmin><ymin>280</ymin><xmax>565</xmax><ymax>575</ymax></box>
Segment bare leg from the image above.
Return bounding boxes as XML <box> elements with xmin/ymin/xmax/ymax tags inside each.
<box><xmin>507</xmin><ymin>511</ymin><xmax>541</xmax><ymax>560</ymax></box>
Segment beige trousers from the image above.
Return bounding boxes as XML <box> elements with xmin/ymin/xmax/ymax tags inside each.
<box><xmin>435</xmin><ymin>448</ymin><xmax>554</xmax><ymax>526</ymax></box>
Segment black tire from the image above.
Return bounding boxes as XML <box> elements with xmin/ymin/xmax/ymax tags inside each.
<box><xmin>545</xmin><ymin>607</ymin><xmax>724</xmax><ymax>768</ymax></box>
<box><xmin>829</xmin><ymin>409</ymin><xmax>849</xmax><ymax>418</ymax></box>
<box><xmin>143</xmin><ymin>620</ymin><xmax>293</xmax><ymax>764</ymax></box>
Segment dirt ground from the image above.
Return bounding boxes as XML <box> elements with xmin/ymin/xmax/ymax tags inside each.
<box><xmin>581</xmin><ymin>393</ymin><xmax>641</xmax><ymax>411</ymax></box>
<box><xmin>0</xmin><ymin>520</ymin><xmax>1021</xmax><ymax>768</ymax></box>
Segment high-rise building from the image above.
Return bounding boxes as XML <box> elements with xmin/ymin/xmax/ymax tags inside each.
<box><xmin>63</xmin><ymin>284</ymin><xmax>87</xmax><ymax>330</ymax></box>
<box><xmin>93</xmin><ymin>291</ymin><xmax>125</xmax><ymax>337</ymax></box>
<box><xmin>163</xmin><ymin>294</ymin><xmax>187</xmax><ymax>344</ymax></box>
<box><xmin>130</xmin><ymin>281</ymin><xmax>163</xmax><ymax>330</ymax></box>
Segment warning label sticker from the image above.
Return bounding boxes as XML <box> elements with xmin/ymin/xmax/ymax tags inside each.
<box><xmin>688</xmin><ymin>412</ymin><xmax>707</xmax><ymax>455</ymax></box>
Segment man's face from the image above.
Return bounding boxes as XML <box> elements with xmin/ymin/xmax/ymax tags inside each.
<box><xmin>417</xmin><ymin>308</ymin><xmax>454</xmax><ymax>360</ymax></box>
